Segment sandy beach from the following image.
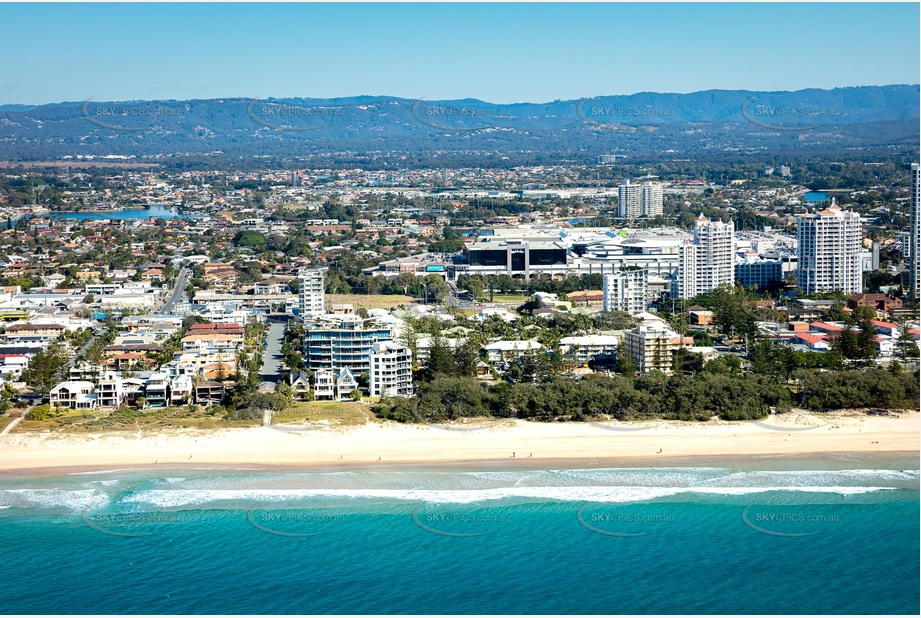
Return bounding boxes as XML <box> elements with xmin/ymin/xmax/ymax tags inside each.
<box><xmin>0</xmin><ymin>410</ymin><xmax>917</xmax><ymax>475</ymax></box>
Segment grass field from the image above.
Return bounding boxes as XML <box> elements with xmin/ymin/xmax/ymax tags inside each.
<box><xmin>488</xmin><ymin>293</ymin><xmax>529</xmax><ymax>305</ymax></box>
<box><xmin>11</xmin><ymin>398</ymin><xmax>375</xmax><ymax>433</ymax></box>
<box><xmin>272</xmin><ymin>400</ymin><xmax>372</xmax><ymax>426</ymax></box>
<box><xmin>328</xmin><ymin>294</ymin><xmax>417</xmax><ymax>309</ymax></box>
<box><xmin>17</xmin><ymin>405</ymin><xmax>255</xmax><ymax>433</ymax></box>
<box><xmin>0</xmin><ymin>413</ymin><xmax>17</xmax><ymax>433</ymax></box>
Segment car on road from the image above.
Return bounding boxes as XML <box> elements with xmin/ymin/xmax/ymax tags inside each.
<box><xmin>16</xmin><ymin>393</ymin><xmax>47</xmax><ymax>404</ymax></box>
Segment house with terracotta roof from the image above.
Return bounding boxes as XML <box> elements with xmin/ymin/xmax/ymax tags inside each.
<box><xmin>871</xmin><ymin>320</ymin><xmax>900</xmax><ymax>337</ymax></box>
<box><xmin>792</xmin><ymin>332</ymin><xmax>831</xmax><ymax>351</ymax></box>
<box><xmin>565</xmin><ymin>290</ymin><xmax>604</xmax><ymax>308</ymax></box>
<box><xmin>809</xmin><ymin>322</ymin><xmax>844</xmax><ymax>335</ymax></box>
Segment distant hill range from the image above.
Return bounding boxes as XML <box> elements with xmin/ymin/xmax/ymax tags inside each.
<box><xmin>0</xmin><ymin>85</ymin><xmax>917</xmax><ymax>165</ymax></box>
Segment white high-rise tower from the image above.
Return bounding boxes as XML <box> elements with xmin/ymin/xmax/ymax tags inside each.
<box><xmin>796</xmin><ymin>200</ymin><xmax>862</xmax><ymax>294</ymax></box>
<box><xmin>617</xmin><ymin>180</ymin><xmax>641</xmax><ymax>219</ymax></box>
<box><xmin>641</xmin><ymin>183</ymin><xmax>664</xmax><ymax>217</ymax></box>
<box><xmin>676</xmin><ymin>214</ymin><xmax>735</xmax><ymax>298</ymax></box>
<box><xmin>298</xmin><ymin>268</ymin><xmax>326</xmax><ymax>320</ymax></box>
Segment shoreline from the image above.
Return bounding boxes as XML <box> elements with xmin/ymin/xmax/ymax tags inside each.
<box><xmin>2</xmin><ymin>450</ymin><xmax>918</xmax><ymax>479</ymax></box>
<box><xmin>1</xmin><ymin>411</ymin><xmax>917</xmax><ymax>477</ymax></box>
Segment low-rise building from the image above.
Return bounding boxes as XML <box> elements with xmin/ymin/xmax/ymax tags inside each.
<box><xmin>143</xmin><ymin>372</ymin><xmax>170</xmax><ymax>408</ymax></box>
<box><xmin>97</xmin><ymin>374</ymin><xmax>125</xmax><ymax>408</ymax></box>
<box><xmin>484</xmin><ymin>340</ymin><xmax>543</xmax><ymax>365</ymax></box>
<box><xmin>848</xmin><ymin>293</ymin><xmax>903</xmax><ymax>315</ymax></box>
<box><xmin>50</xmin><ymin>381</ymin><xmax>97</xmax><ymax>409</ymax></box>
<box><xmin>314</xmin><ymin>369</ymin><xmax>337</xmax><ymax>400</ymax></box>
<box><xmin>559</xmin><ymin>334</ymin><xmax>620</xmax><ymax>364</ymax></box>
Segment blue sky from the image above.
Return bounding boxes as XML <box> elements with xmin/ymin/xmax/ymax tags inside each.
<box><xmin>1</xmin><ymin>2</ymin><xmax>917</xmax><ymax>105</ymax></box>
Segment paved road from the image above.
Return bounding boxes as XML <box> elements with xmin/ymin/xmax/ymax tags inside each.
<box><xmin>258</xmin><ymin>317</ymin><xmax>288</xmax><ymax>392</ymax></box>
<box><xmin>162</xmin><ymin>268</ymin><xmax>190</xmax><ymax>314</ymax></box>
<box><xmin>69</xmin><ymin>327</ymin><xmax>102</xmax><ymax>371</ymax></box>
<box><xmin>445</xmin><ymin>280</ymin><xmax>480</xmax><ymax>310</ymax></box>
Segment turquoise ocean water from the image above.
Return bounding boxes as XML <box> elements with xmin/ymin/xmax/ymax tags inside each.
<box><xmin>1</xmin><ymin>460</ymin><xmax>918</xmax><ymax>614</ymax></box>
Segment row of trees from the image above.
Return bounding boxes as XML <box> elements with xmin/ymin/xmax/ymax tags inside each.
<box><xmin>374</xmin><ymin>367</ymin><xmax>919</xmax><ymax>424</ymax></box>
<box><xmin>456</xmin><ymin>273</ymin><xmax>605</xmax><ymax>300</ymax></box>
<box><xmin>225</xmin><ymin>322</ymin><xmax>268</xmax><ymax>419</ymax></box>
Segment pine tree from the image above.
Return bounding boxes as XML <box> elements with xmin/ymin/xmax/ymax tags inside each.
<box><xmin>424</xmin><ymin>333</ymin><xmax>455</xmax><ymax>378</ymax></box>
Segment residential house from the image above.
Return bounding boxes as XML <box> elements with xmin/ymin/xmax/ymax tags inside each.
<box><xmin>50</xmin><ymin>381</ymin><xmax>97</xmax><ymax>410</ymax></box>
<box><xmin>336</xmin><ymin>367</ymin><xmax>358</xmax><ymax>399</ymax></box>
<box><xmin>143</xmin><ymin>372</ymin><xmax>170</xmax><ymax>408</ymax></box>
<box><xmin>289</xmin><ymin>370</ymin><xmax>312</xmax><ymax>400</ymax></box>
<box><xmin>313</xmin><ymin>369</ymin><xmax>337</xmax><ymax>400</ymax></box>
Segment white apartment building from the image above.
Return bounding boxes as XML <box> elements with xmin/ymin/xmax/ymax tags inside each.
<box><xmin>97</xmin><ymin>374</ymin><xmax>125</xmax><ymax>408</ymax></box>
<box><xmin>618</xmin><ymin>180</ymin><xmax>663</xmax><ymax>218</ymax></box>
<box><xmin>298</xmin><ymin>268</ymin><xmax>326</xmax><ymax>320</ymax></box>
<box><xmin>559</xmin><ymin>334</ymin><xmax>620</xmax><ymax>365</ymax></box>
<box><xmin>617</xmin><ymin>180</ymin><xmax>641</xmax><ymax>219</ymax></box>
<box><xmin>368</xmin><ymin>341</ymin><xmax>414</xmax><ymax>398</ymax></box>
<box><xmin>622</xmin><ymin>314</ymin><xmax>681</xmax><ymax>373</ymax></box>
<box><xmin>641</xmin><ymin>183</ymin><xmax>664</xmax><ymax>217</ymax></box>
<box><xmin>910</xmin><ymin>163</ymin><xmax>920</xmax><ymax>299</ymax></box>
<box><xmin>676</xmin><ymin>215</ymin><xmax>735</xmax><ymax>298</ymax></box>
<box><xmin>603</xmin><ymin>270</ymin><xmax>648</xmax><ymax>314</ymax></box>
<box><xmin>796</xmin><ymin>202</ymin><xmax>862</xmax><ymax>294</ymax></box>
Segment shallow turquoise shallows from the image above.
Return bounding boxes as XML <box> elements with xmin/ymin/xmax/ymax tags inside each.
<box><xmin>1</xmin><ymin>461</ymin><xmax>918</xmax><ymax>614</ymax></box>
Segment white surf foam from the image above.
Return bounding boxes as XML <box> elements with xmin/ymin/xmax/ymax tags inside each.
<box><xmin>121</xmin><ymin>484</ymin><xmax>890</xmax><ymax>508</ymax></box>
<box><xmin>0</xmin><ymin>488</ymin><xmax>109</xmax><ymax>511</ymax></box>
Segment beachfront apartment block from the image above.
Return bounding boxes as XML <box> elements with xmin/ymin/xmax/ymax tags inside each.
<box><xmin>97</xmin><ymin>374</ymin><xmax>125</xmax><ymax>408</ymax></box>
<box><xmin>622</xmin><ymin>314</ymin><xmax>682</xmax><ymax>373</ymax></box>
<box><xmin>143</xmin><ymin>372</ymin><xmax>170</xmax><ymax>408</ymax></box>
<box><xmin>368</xmin><ymin>341</ymin><xmax>414</xmax><ymax>398</ymax></box>
<box><xmin>483</xmin><ymin>339</ymin><xmax>543</xmax><ymax>366</ymax></box>
<box><xmin>910</xmin><ymin>163</ymin><xmax>920</xmax><ymax>299</ymax></box>
<box><xmin>796</xmin><ymin>202</ymin><xmax>862</xmax><ymax>294</ymax></box>
<box><xmin>676</xmin><ymin>215</ymin><xmax>735</xmax><ymax>298</ymax></box>
<box><xmin>298</xmin><ymin>267</ymin><xmax>326</xmax><ymax>320</ymax></box>
<box><xmin>602</xmin><ymin>270</ymin><xmax>647</xmax><ymax>314</ymax></box>
<box><xmin>304</xmin><ymin>315</ymin><xmax>394</xmax><ymax>375</ymax></box>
